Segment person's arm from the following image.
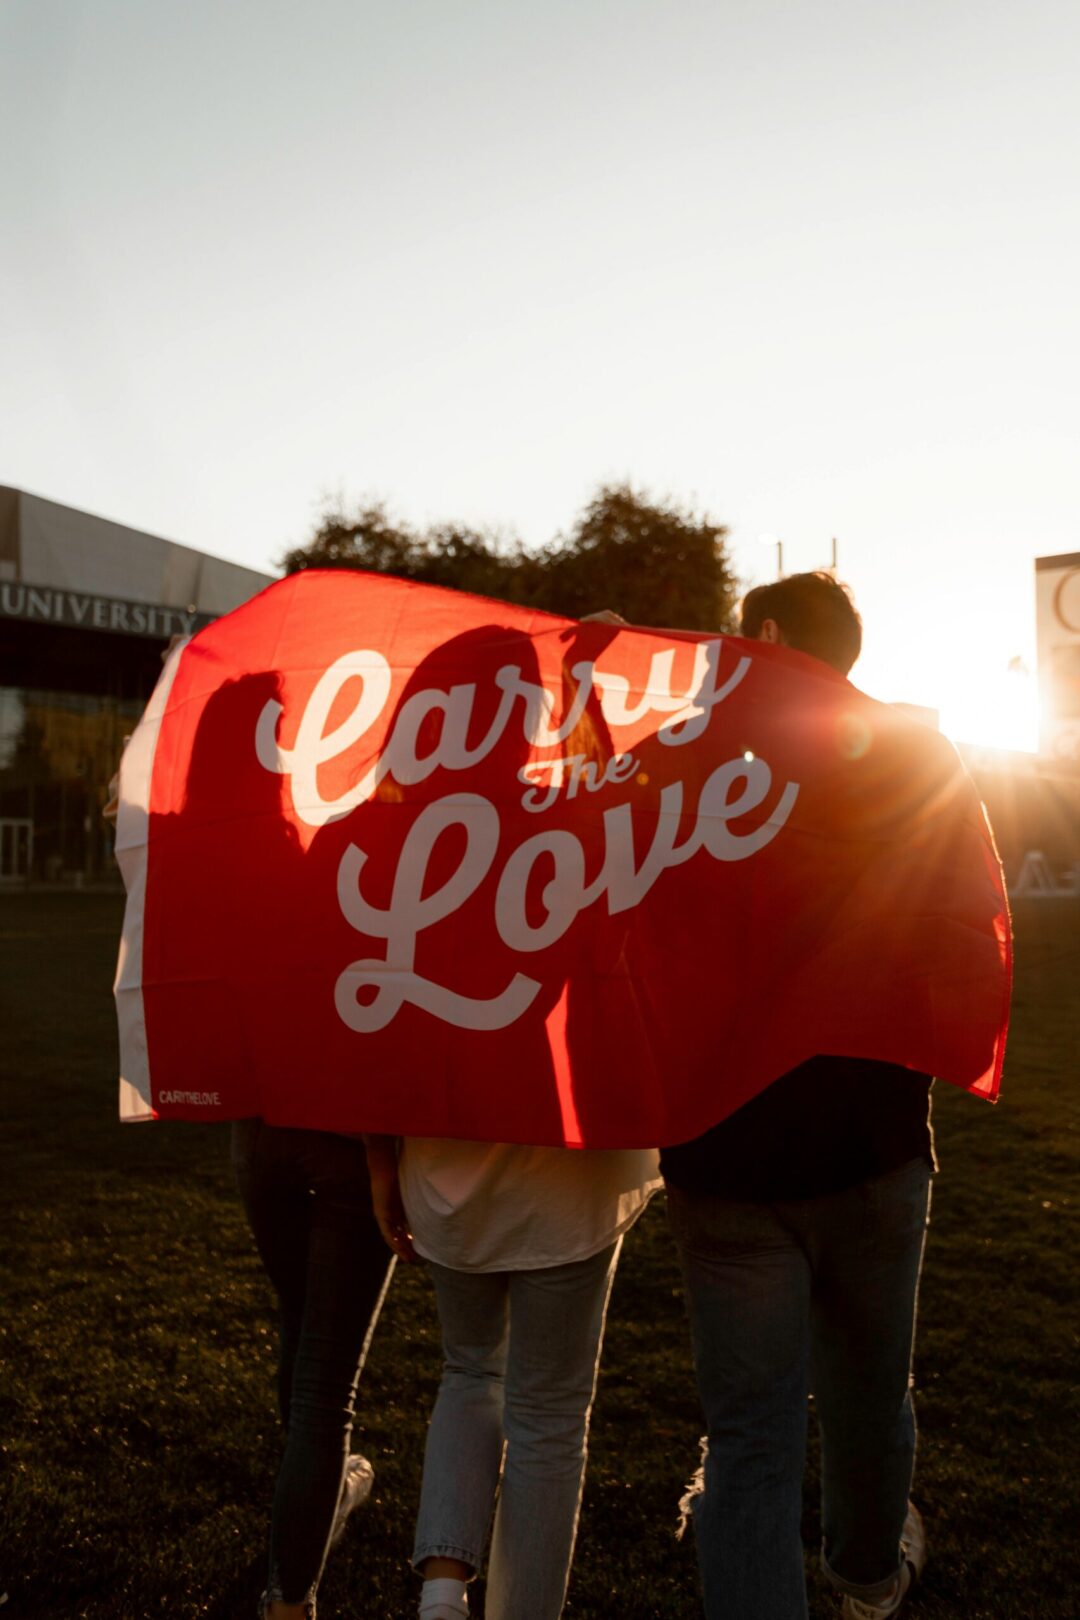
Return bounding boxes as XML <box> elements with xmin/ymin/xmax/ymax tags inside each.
<box><xmin>103</xmin><ymin>639</ymin><xmax>186</xmax><ymax>825</ymax></box>
<box><xmin>363</xmin><ymin>1135</ymin><xmax>420</xmax><ymax>1263</ymax></box>
<box><xmin>101</xmin><ymin>764</ymin><xmax>122</xmax><ymax>824</ymax></box>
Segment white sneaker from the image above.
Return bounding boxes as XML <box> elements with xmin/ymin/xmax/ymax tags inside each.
<box><xmin>329</xmin><ymin>1453</ymin><xmax>375</xmax><ymax>1547</ymax></box>
<box><xmin>841</xmin><ymin>1502</ymin><xmax>926</xmax><ymax>1619</ymax></box>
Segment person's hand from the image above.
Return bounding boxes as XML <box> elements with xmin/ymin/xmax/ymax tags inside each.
<box><xmin>102</xmin><ymin>735</ymin><xmax>133</xmax><ymax>825</ymax></box>
<box><xmin>363</xmin><ymin>1136</ymin><xmax>420</xmax><ymax>1263</ymax></box>
<box><xmin>581</xmin><ymin>609</ymin><xmax>630</xmax><ymax>627</ymax></box>
<box><xmin>102</xmin><ymin>769</ymin><xmax>121</xmax><ymax>825</ymax></box>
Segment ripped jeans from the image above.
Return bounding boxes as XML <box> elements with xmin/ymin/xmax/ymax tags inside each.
<box><xmin>232</xmin><ymin>1120</ymin><xmax>393</xmax><ymax>1614</ymax></box>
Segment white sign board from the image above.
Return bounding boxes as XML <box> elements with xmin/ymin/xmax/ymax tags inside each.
<box><xmin>1035</xmin><ymin>552</ymin><xmax>1080</xmax><ymax>764</ymax></box>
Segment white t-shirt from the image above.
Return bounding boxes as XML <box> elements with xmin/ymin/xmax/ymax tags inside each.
<box><xmin>399</xmin><ymin>1138</ymin><xmax>662</xmax><ymax>1273</ymax></box>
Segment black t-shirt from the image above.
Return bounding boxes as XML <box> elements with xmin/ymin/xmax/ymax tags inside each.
<box><xmin>660</xmin><ymin>1056</ymin><xmax>935</xmax><ymax>1202</ymax></box>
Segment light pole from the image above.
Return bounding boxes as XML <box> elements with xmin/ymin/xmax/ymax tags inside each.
<box><xmin>758</xmin><ymin>533</ymin><xmax>784</xmax><ymax>579</ymax></box>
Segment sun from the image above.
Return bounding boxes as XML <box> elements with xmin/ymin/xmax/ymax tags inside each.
<box><xmin>937</xmin><ymin>664</ymin><xmax>1038</xmax><ymax>754</ymax></box>
<box><xmin>857</xmin><ymin>647</ymin><xmax>1039</xmax><ymax>755</ymax></box>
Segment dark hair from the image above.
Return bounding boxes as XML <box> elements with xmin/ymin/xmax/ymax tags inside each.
<box><xmin>739</xmin><ymin>570</ymin><xmax>862</xmax><ymax>675</ymax></box>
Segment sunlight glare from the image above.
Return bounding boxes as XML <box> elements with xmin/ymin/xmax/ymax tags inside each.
<box><xmin>938</xmin><ymin>662</ymin><xmax>1039</xmax><ymax>754</ymax></box>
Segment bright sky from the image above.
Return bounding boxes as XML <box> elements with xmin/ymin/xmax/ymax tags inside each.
<box><xmin>3</xmin><ymin>0</ymin><xmax>1078</xmax><ymax>750</ymax></box>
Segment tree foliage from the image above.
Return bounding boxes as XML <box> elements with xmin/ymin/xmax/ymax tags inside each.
<box><xmin>281</xmin><ymin>484</ymin><xmax>737</xmax><ymax>632</ymax></box>
<box><xmin>529</xmin><ymin>485</ymin><xmax>736</xmax><ymax>631</ymax></box>
<box><xmin>279</xmin><ymin>504</ymin><xmax>420</xmax><ymax>580</ymax></box>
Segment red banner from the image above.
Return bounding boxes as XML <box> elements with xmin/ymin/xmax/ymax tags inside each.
<box><xmin>114</xmin><ymin>571</ymin><xmax>1011</xmax><ymax>1146</ymax></box>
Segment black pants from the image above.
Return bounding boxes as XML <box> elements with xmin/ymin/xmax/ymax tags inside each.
<box><xmin>232</xmin><ymin>1119</ymin><xmax>392</xmax><ymax>1609</ymax></box>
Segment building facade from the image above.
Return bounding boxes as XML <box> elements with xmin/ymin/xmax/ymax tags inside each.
<box><xmin>0</xmin><ymin>487</ymin><xmax>272</xmax><ymax>884</ymax></box>
<box><xmin>1035</xmin><ymin>551</ymin><xmax>1080</xmax><ymax>765</ymax></box>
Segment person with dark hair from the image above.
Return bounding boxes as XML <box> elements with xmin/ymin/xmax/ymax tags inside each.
<box><xmin>663</xmin><ymin>574</ymin><xmax>932</xmax><ymax>1620</ymax></box>
<box><xmin>738</xmin><ymin>569</ymin><xmax>863</xmax><ymax>675</ymax></box>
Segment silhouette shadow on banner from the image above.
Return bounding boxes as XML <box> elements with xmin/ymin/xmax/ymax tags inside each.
<box><xmin>282</xmin><ymin>622</ymin><xmax>659</xmax><ymax>1146</ymax></box>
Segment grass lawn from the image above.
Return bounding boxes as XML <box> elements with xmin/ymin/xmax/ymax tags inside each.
<box><xmin>1</xmin><ymin>891</ymin><xmax>1077</xmax><ymax>1619</ymax></box>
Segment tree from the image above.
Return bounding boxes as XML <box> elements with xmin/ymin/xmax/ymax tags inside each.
<box><xmin>413</xmin><ymin>524</ymin><xmax>525</xmax><ymax>602</ymax></box>
<box><xmin>280</xmin><ymin>485</ymin><xmax>737</xmax><ymax>632</ymax></box>
<box><xmin>280</xmin><ymin>503</ymin><xmax>417</xmax><ymax>578</ymax></box>
<box><xmin>532</xmin><ymin>484</ymin><xmax>737</xmax><ymax>632</ymax></box>
<box><xmin>280</xmin><ymin>504</ymin><xmax>525</xmax><ymax>601</ymax></box>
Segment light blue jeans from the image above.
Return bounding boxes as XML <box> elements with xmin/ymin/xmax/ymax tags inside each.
<box><xmin>412</xmin><ymin>1239</ymin><xmax>622</xmax><ymax>1620</ymax></box>
<box><xmin>667</xmin><ymin>1158</ymin><xmax>932</xmax><ymax>1620</ymax></box>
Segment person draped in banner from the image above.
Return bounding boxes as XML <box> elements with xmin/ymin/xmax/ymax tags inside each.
<box><xmin>361</xmin><ymin>625</ymin><xmax>661</xmax><ymax>1620</ymax></box>
<box><xmin>661</xmin><ymin>573</ymin><xmax>935</xmax><ymax>1620</ymax></box>
<box><xmin>212</xmin><ymin>678</ymin><xmax>396</xmax><ymax>1620</ymax></box>
<box><xmin>112</xmin><ymin>671</ymin><xmax>395</xmax><ymax>1620</ymax></box>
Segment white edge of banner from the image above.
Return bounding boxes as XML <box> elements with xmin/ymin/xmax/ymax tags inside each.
<box><xmin>113</xmin><ymin>639</ymin><xmax>190</xmax><ymax>1122</ymax></box>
